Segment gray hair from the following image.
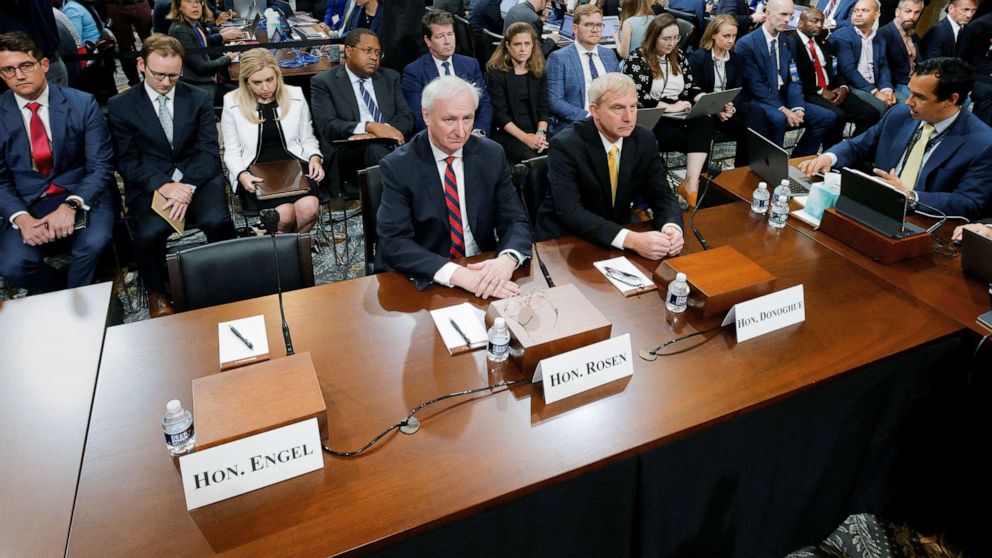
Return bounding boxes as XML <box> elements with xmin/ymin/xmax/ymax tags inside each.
<box><xmin>588</xmin><ymin>73</ymin><xmax>636</xmax><ymax>106</ymax></box>
<box><xmin>896</xmin><ymin>0</ymin><xmax>921</xmax><ymax>8</ymax></box>
<box><xmin>421</xmin><ymin>75</ymin><xmax>480</xmax><ymax>113</ymax></box>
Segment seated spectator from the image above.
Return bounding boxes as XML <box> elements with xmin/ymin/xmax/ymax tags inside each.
<box><xmin>828</xmin><ymin>0</ymin><xmax>896</xmax><ymax>117</ymax></box>
<box><xmin>736</xmin><ymin>0</ymin><xmax>837</xmax><ymax>156</ymax></box>
<box><xmin>59</xmin><ymin>0</ymin><xmax>100</xmax><ymax>45</ymax></box>
<box><xmin>878</xmin><ymin>0</ymin><xmax>923</xmax><ymax>104</ymax></box>
<box><xmin>789</xmin><ymin>8</ymin><xmax>878</xmax><ymax>149</ymax></box>
<box><xmin>345</xmin><ymin>0</ymin><xmax>381</xmax><ymax>34</ymax></box>
<box><xmin>547</xmin><ymin>4</ymin><xmax>619</xmax><ymax>132</ymax></box>
<box><xmin>921</xmin><ymin>0</ymin><xmax>976</xmax><ymax>60</ymax></box>
<box><xmin>486</xmin><ymin>22</ymin><xmax>550</xmax><ymax>163</ymax></box>
<box><xmin>800</xmin><ymin>57</ymin><xmax>992</xmax><ymax>221</ymax></box>
<box><xmin>403</xmin><ymin>10</ymin><xmax>492</xmax><ymax>135</ymax></box>
<box><xmin>222</xmin><ymin>49</ymin><xmax>324</xmax><ymax>234</ymax></box>
<box><xmin>1</xmin><ymin>0</ymin><xmax>69</xmax><ymax>85</ymax></box>
<box><xmin>311</xmin><ymin>28</ymin><xmax>413</xmax><ymax>199</ymax></box>
<box><xmin>689</xmin><ymin>15</ymin><xmax>749</xmax><ymax>167</ymax></box>
<box><xmin>815</xmin><ymin>0</ymin><xmax>857</xmax><ymax>29</ymax></box>
<box><xmin>433</xmin><ymin>0</ymin><xmax>466</xmax><ymax>17</ymax></box>
<box><xmin>623</xmin><ymin>14</ymin><xmax>714</xmax><ymax>207</ymax></box>
<box><xmin>167</xmin><ymin>0</ymin><xmax>239</xmax><ymax>105</ymax></box>
<box><xmin>470</xmin><ymin>0</ymin><xmax>505</xmax><ymax>64</ymax></box>
<box><xmin>717</xmin><ymin>0</ymin><xmax>766</xmax><ymax>35</ymax></box>
<box><xmin>0</xmin><ymin>32</ymin><xmax>114</xmax><ymax>294</ymax></box>
<box><xmin>377</xmin><ymin>76</ymin><xmax>532</xmax><ymax>298</ymax></box>
<box><xmin>537</xmin><ymin>73</ymin><xmax>685</xmax><ymax>260</ymax></box>
<box><xmin>617</xmin><ymin>0</ymin><xmax>655</xmax><ymax>59</ymax></box>
<box><xmin>324</xmin><ymin>0</ymin><xmax>357</xmax><ymax>33</ymax></box>
<box><xmin>108</xmin><ymin>34</ymin><xmax>235</xmax><ymax>317</ymax></box>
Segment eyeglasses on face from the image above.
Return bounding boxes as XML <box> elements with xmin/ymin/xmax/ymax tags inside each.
<box><xmin>580</xmin><ymin>23</ymin><xmax>605</xmax><ymax>30</ymax></box>
<box><xmin>147</xmin><ymin>68</ymin><xmax>182</xmax><ymax>81</ymax></box>
<box><xmin>0</xmin><ymin>60</ymin><xmax>39</xmax><ymax>78</ymax></box>
<box><xmin>348</xmin><ymin>46</ymin><xmax>384</xmax><ymax>58</ymax></box>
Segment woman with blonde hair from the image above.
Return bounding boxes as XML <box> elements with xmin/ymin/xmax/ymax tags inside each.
<box><xmin>221</xmin><ymin>48</ymin><xmax>325</xmax><ymax>233</ymax></box>
<box><xmin>617</xmin><ymin>0</ymin><xmax>655</xmax><ymax>58</ymax></box>
<box><xmin>486</xmin><ymin>22</ymin><xmax>550</xmax><ymax>163</ymax></box>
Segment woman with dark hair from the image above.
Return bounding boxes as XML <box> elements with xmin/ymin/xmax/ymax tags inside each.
<box><xmin>486</xmin><ymin>22</ymin><xmax>550</xmax><ymax>163</ymax></box>
<box><xmin>689</xmin><ymin>14</ymin><xmax>748</xmax><ymax>167</ymax></box>
<box><xmin>166</xmin><ymin>0</ymin><xmax>238</xmax><ymax>104</ymax></box>
<box><xmin>622</xmin><ymin>13</ymin><xmax>714</xmax><ymax>206</ymax></box>
<box><xmin>344</xmin><ymin>0</ymin><xmax>381</xmax><ymax>34</ymax></box>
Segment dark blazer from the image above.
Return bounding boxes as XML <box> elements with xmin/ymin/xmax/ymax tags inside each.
<box><xmin>376</xmin><ymin>131</ymin><xmax>532</xmax><ymax>278</ymax></box>
<box><xmin>788</xmin><ymin>32</ymin><xmax>845</xmax><ymax>95</ymax></box>
<box><xmin>486</xmin><ymin>68</ymin><xmax>549</xmax><ymax>133</ymax></box>
<box><xmin>877</xmin><ymin>21</ymin><xmax>920</xmax><ymax>87</ymax></box>
<box><xmin>688</xmin><ymin>48</ymin><xmax>744</xmax><ymax>94</ymax></box>
<box><xmin>828</xmin><ymin>25</ymin><xmax>893</xmax><ymax>92</ymax></box>
<box><xmin>717</xmin><ymin>0</ymin><xmax>753</xmax><ymax>34</ymax></box>
<box><xmin>921</xmin><ymin>16</ymin><xmax>956</xmax><ymax>60</ymax></box>
<box><xmin>310</xmin><ymin>64</ymin><xmax>415</xmax><ymax>144</ymax></box>
<box><xmin>957</xmin><ymin>13</ymin><xmax>992</xmax><ymax>85</ymax></box>
<box><xmin>168</xmin><ymin>19</ymin><xmax>231</xmax><ymax>86</ymax></box>
<box><xmin>345</xmin><ymin>1</ymin><xmax>382</xmax><ymax>33</ymax></box>
<box><xmin>829</xmin><ymin>104</ymin><xmax>992</xmax><ymax>219</ymax></box>
<box><xmin>402</xmin><ymin>53</ymin><xmax>493</xmax><ymax>134</ymax></box>
<box><xmin>538</xmin><ymin>118</ymin><xmax>683</xmax><ymax>245</ymax></box>
<box><xmin>107</xmin><ymin>82</ymin><xmax>223</xmax><ymax>208</ymax></box>
<box><xmin>0</xmin><ymin>85</ymin><xmax>114</xmax><ymax>229</ymax></box>
<box><xmin>623</xmin><ymin>47</ymin><xmax>701</xmax><ymax>107</ymax></box>
<box><xmin>815</xmin><ymin>0</ymin><xmax>857</xmax><ymax>28</ymax></box>
<box><xmin>736</xmin><ymin>28</ymin><xmax>805</xmax><ymax>110</ymax></box>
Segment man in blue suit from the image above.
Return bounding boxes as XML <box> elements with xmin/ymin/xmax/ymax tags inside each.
<box><xmin>403</xmin><ymin>10</ymin><xmax>492</xmax><ymax>136</ymax></box>
<box><xmin>735</xmin><ymin>0</ymin><xmax>837</xmax><ymax>156</ymax></box>
<box><xmin>547</xmin><ymin>4</ymin><xmax>619</xmax><ymax>133</ymax></box>
<box><xmin>921</xmin><ymin>0</ymin><xmax>975</xmax><ymax>59</ymax></box>
<box><xmin>877</xmin><ymin>0</ymin><xmax>923</xmax><ymax>104</ymax></box>
<box><xmin>377</xmin><ymin>76</ymin><xmax>531</xmax><ymax>298</ymax></box>
<box><xmin>829</xmin><ymin>0</ymin><xmax>897</xmax><ymax>116</ymax></box>
<box><xmin>800</xmin><ymin>57</ymin><xmax>992</xmax><ymax>220</ymax></box>
<box><xmin>816</xmin><ymin>0</ymin><xmax>857</xmax><ymax>29</ymax></box>
<box><xmin>0</xmin><ymin>32</ymin><xmax>114</xmax><ymax>294</ymax></box>
<box><xmin>717</xmin><ymin>0</ymin><xmax>766</xmax><ymax>34</ymax></box>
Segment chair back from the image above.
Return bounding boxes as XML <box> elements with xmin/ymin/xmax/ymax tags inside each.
<box><xmin>166</xmin><ymin>234</ymin><xmax>314</xmax><ymax>311</ymax></box>
<box><xmin>482</xmin><ymin>28</ymin><xmax>503</xmax><ymax>67</ymax></box>
<box><xmin>453</xmin><ymin>14</ymin><xmax>475</xmax><ymax>57</ymax></box>
<box><xmin>358</xmin><ymin>165</ymin><xmax>383</xmax><ymax>274</ymax></box>
<box><xmin>674</xmin><ymin>18</ymin><xmax>695</xmax><ymax>52</ymax></box>
<box><xmin>521</xmin><ymin>155</ymin><xmax>549</xmax><ymax>227</ymax></box>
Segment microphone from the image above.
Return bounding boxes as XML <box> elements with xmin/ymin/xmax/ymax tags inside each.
<box><xmin>688</xmin><ymin>161</ymin><xmax>722</xmax><ymax>251</ymax></box>
<box><xmin>510</xmin><ymin>163</ymin><xmax>556</xmax><ymax>288</ymax></box>
<box><xmin>259</xmin><ymin>209</ymin><xmax>295</xmax><ymax>356</ymax></box>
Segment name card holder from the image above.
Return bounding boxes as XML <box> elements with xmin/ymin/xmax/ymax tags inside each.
<box><xmin>721</xmin><ymin>284</ymin><xmax>806</xmax><ymax>343</ymax></box>
<box><xmin>654</xmin><ymin>246</ymin><xmax>777</xmax><ymax>319</ymax></box>
<box><xmin>818</xmin><ymin>208</ymin><xmax>931</xmax><ymax>264</ymax></box>
<box><xmin>532</xmin><ymin>334</ymin><xmax>634</xmax><ymax>404</ymax></box>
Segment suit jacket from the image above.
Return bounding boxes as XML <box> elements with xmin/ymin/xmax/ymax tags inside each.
<box><xmin>107</xmin><ymin>82</ymin><xmax>222</xmax><ymax>208</ymax></box>
<box><xmin>168</xmin><ymin>19</ymin><xmax>231</xmax><ymax>87</ymax></box>
<box><xmin>717</xmin><ymin>0</ymin><xmax>753</xmax><ymax>35</ymax></box>
<box><xmin>538</xmin><ymin>118</ymin><xmax>683</xmax><ymax>245</ymax></box>
<box><xmin>547</xmin><ymin>44</ymin><xmax>620</xmax><ymax>131</ymax></box>
<box><xmin>736</xmin><ymin>28</ymin><xmax>805</xmax><ymax>110</ymax></box>
<box><xmin>310</xmin><ymin>64</ymin><xmax>414</xmax><ymax>149</ymax></box>
<box><xmin>0</xmin><ymin>85</ymin><xmax>114</xmax><ymax>229</ymax></box>
<box><xmin>486</xmin><ymin>68</ymin><xmax>549</xmax><ymax>133</ymax></box>
<box><xmin>788</xmin><ymin>32</ymin><xmax>845</xmax><ymax>96</ymax></box>
<box><xmin>877</xmin><ymin>21</ymin><xmax>920</xmax><ymax>87</ymax></box>
<box><xmin>816</xmin><ymin>0</ymin><xmax>857</xmax><ymax>28</ymax></box>
<box><xmin>828</xmin><ymin>25</ymin><xmax>893</xmax><ymax>92</ymax></box>
<box><xmin>344</xmin><ymin>1</ymin><xmax>382</xmax><ymax>33</ymax></box>
<box><xmin>402</xmin><ymin>53</ymin><xmax>493</xmax><ymax>134</ymax></box>
<box><xmin>830</xmin><ymin>104</ymin><xmax>992</xmax><ymax>219</ymax></box>
<box><xmin>687</xmin><ymin>48</ymin><xmax>744</xmax><ymax>94</ymax></box>
<box><xmin>955</xmin><ymin>13</ymin><xmax>992</xmax><ymax>85</ymax></box>
<box><xmin>376</xmin><ymin>131</ymin><xmax>532</xmax><ymax>278</ymax></box>
<box><xmin>921</xmin><ymin>16</ymin><xmax>956</xmax><ymax>60</ymax></box>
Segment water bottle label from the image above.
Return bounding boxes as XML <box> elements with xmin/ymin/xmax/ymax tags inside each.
<box><xmin>488</xmin><ymin>341</ymin><xmax>509</xmax><ymax>358</ymax></box>
<box><xmin>165</xmin><ymin>425</ymin><xmax>194</xmax><ymax>446</ymax></box>
<box><xmin>755</xmin><ymin>199</ymin><xmax>767</xmax><ymax>209</ymax></box>
<box><xmin>667</xmin><ymin>292</ymin><xmax>687</xmax><ymax>306</ymax></box>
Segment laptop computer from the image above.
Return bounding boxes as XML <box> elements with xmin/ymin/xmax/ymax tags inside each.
<box><xmin>835</xmin><ymin>167</ymin><xmax>927</xmax><ymax>238</ymax></box>
<box><xmin>746</xmin><ymin>128</ymin><xmax>814</xmax><ymax>195</ymax></box>
<box><xmin>636</xmin><ymin>107</ymin><xmax>667</xmax><ymax>130</ymax></box>
<box><xmin>560</xmin><ymin>13</ymin><xmax>575</xmax><ymax>40</ymax></box>
<box><xmin>601</xmin><ymin>15</ymin><xmax>619</xmax><ymax>43</ymax></box>
<box><xmin>961</xmin><ymin>227</ymin><xmax>992</xmax><ymax>283</ymax></box>
<box><xmin>547</xmin><ymin>1</ymin><xmax>566</xmax><ymax>27</ymax></box>
<box><xmin>663</xmin><ymin>88</ymin><xmax>742</xmax><ymax>120</ymax></box>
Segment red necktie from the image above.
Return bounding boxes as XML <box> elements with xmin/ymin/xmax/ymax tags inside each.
<box><xmin>808</xmin><ymin>38</ymin><xmax>828</xmax><ymax>90</ymax></box>
<box><xmin>443</xmin><ymin>156</ymin><xmax>465</xmax><ymax>259</ymax></box>
<box><xmin>26</xmin><ymin>102</ymin><xmax>66</xmax><ymax>197</ymax></box>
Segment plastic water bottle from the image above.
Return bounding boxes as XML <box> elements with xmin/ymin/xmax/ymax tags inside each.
<box><xmin>751</xmin><ymin>181</ymin><xmax>770</xmax><ymax>214</ymax></box>
<box><xmin>162</xmin><ymin>399</ymin><xmax>195</xmax><ymax>456</ymax></box>
<box><xmin>665</xmin><ymin>272</ymin><xmax>690</xmax><ymax>313</ymax></box>
<box><xmin>487</xmin><ymin>317</ymin><xmax>511</xmax><ymax>363</ymax></box>
<box><xmin>768</xmin><ymin>180</ymin><xmax>791</xmax><ymax>229</ymax></box>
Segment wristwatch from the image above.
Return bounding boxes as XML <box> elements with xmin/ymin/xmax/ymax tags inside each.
<box><xmin>504</xmin><ymin>251</ymin><xmax>522</xmax><ymax>268</ymax></box>
<box><xmin>62</xmin><ymin>199</ymin><xmax>81</xmax><ymax>212</ymax></box>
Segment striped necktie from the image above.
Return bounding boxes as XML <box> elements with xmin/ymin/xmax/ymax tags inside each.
<box><xmin>443</xmin><ymin>156</ymin><xmax>466</xmax><ymax>259</ymax></box>
<box><xmin>358</xmin><ymin>79</ymin><xmax>383</xmax><ymax>123</ymax></box>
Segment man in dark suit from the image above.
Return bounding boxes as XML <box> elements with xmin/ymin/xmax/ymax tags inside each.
<box><xmin>735</xmin><ymin>0</ymin><xmax>838</xmax><ymax>156</ymax></box>
<box><xmin>403</xmin><ymin>10</ymin><xmax>492</xmax><ymax>135</ymax></box>
<box><xmin>829</xmin><ymin>0</ymin><xmax>897</xmax><ymax>116</ymax></box>
<box><xmin>790</xmin><ymin>7</ymin><xmax>878</xmax><ymax>148</ymax></box>
<box><xmin>921</xmin><ymin>0</ymin><xmax>976</xmax><ymax>59</ymax></box>
<box><xmin>718</xmin><ymin>0</ymin><xmax>766</xmax><ymax>34</ymax></box>
<box><xmin>815</xmin><ymin>0</ymin><xmax>857</xmax><ymax>29</ymax></box>
<box><xmin>377</xmin><ymin>76</ymin><xmax>531</xmax><ymax>298</ymax></box>
<box><xmin>538</xmin><ymin>73</ymin><xmax>684</xmax><ymax>259</ymax></box>
<box><xmin>956</xmin><ymin>11</ymin><xmax>992</xmax><ymax>125</ymax></box>
<box><xmin>311</xmin><ymin>28</ymin><xmax>414</xmax><ymax>199</ymax></box>
<box><xmin>107</xmin><ymin>34</ymin><xmax>235</xmax><ymax>317</ymax></box>
<box><xmin>800</xmin><ymin>57</ymin><xmax>992</xmax><ymax>220</ymax></box>
<box><xmin>878</xmin><ymin>0</ymin><xmax>923</xmax><ymax>103</ymax></box>
<box><xmin>0</xmin><ymin>32</ymin><xmax>114</xmax><ymax>294</ymax></box>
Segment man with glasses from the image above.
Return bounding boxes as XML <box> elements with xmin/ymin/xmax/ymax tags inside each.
<box><xmin>504</xmin><ymin>0</ymin><xmax>558</xmax><ymax>56</ymax></box>
<box><xmin>106</xmin><ymin>33</ymin><xmax>235</xmax><ymax>317</ymax></box>
<box><xmin>0</xmin><ymin>32</ymin><xmax>114</xmax><ymax>295</ymax></box>
<box><xmin>547</xmin><ymin>4</ymin><xmax>619</xmax><ymax>132</ymax></box>
<box><xmin>311</xmin><ymin>28</ymin><xmax>413</xmax><ymax>200</ymax></box>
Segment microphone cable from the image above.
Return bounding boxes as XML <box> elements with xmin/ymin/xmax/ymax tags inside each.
<box><xmin>639</xmin><ymin>324</ymin><xmax>728</xmax><ymax>361</ymax></box>
<box><xmin>688</xmin><ymin>158</ymin><xmax>722</xmax><ymax>251</ymax></box>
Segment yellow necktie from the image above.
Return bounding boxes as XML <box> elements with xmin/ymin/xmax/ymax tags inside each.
<box><xmin>608</xmin><ymin>145</ymin><xmax>619</xmax><ymax>204</ymax></box>
<box><xmin>898</xmin><ymin>123</ymin><xmax>935</xmax><ymax>192</ymax></box>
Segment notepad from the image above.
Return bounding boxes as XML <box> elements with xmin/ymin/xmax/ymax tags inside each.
<box><xmin>218</xmin><ymin>315</ymin><xmax>270</xmax><ymax>370</ymax></box>
<box><xmin>594</xmin><ymin>256</ymin><xmax>657</xmax><ymax>296</ymax></box>
<box><xmin>430</xmin><ymin>303</ymin><xmax>488</xmax><ymax>355</ymax></box>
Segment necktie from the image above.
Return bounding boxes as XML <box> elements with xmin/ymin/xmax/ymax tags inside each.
<box><xmin>898</xmin><ymin>123</ymin><xmax>936</xmax><ymax>192</ymax></box>
<box><xmin>26</xmin><ymin>102</ymin><xmax>52</xmax><ymax>176</ymax></box>
<box><xmin>587</xmin><ymin>52</ymin><xmax>599</xmax><ymax>81</ymax></box>
<box><xmin>443</xmin><ymin>156</ymin><xmax>466</xmax><ymax>259</ymax></box>
<box><xmin>770</xmin><ymin>38</ymin><xmax>782</xmax><ymax>87</ymax></box>
<box><xmin>358</xmin><ymin>79</ymin><xmax>384</xmax><ymax>123</ymax></box>
<box><xmin>822</xmin><ymin>0</ymin><xmax>838</xmax><ymax>18</ymax></box>
<box><xmin>808</xmin><ymin>38</ymin><xmax>828</xmax><ymax>89</ymax></box>
<box><xmin>608</xmin><ymin>145</ymin><xmax>619</xmax><ymax>204</ymax></box>
<box><xmin>442</xmin><ymin>61</ymin><xmax>451</xmax><ymax>75</ymax></box>
<box><xmin>157</xmin><ymin>95</ymin><xmax>173</xmax><ymax>147</ymax></box>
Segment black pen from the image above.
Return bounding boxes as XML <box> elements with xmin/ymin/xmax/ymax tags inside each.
<box><xmin>229</xmin><ymin>325</ymin><xmax>254</xmax><ymax>350</ymax></box>
<box><xmin>449</xmin><ymin>318</ymin><xmax>472</xmax><ymax>347</ymax></box>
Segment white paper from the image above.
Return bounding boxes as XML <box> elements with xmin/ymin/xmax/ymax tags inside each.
<box><xmin>593</xmin><ymin>256</ymin><xmax>654</xmax><ymax>294</ymax></box>
<box><xmin>532</xmin><ymin>334</ymin><xmax>634</xmax><ymax>404</ymax></box>
<box><xmin>721</xmin><ymin>285</ymin><xmax>806</xmax><ymax>343</ymax></box>
<box><xmin>430</xmin><ymin>303</ymin><xmax>488</xmax><ymax>352</ymax></box>
<box><xmin>218</xmin><ymin>315</ymin><xmax>269</xmax><ymax>366</ymax></box>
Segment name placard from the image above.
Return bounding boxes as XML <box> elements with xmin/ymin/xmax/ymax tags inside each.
<box><xmin>532</xmin><ymin>334</ymin><xmax>633</xmax><ymax>404</ymax></box>
<box><xmin>721</xmin><ymin>285</ymin><xmax>806</xmax><ymax>343</ymax></box>
<box><xmin>178</xmin><ymin>418</ymin><xmax>324</xmax><ymax>511</ymax></box>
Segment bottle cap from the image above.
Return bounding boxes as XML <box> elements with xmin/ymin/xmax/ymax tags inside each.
<box><xmin>758</xmin><ymin>181</ymin><xmax>767</xmax><ymax>189</ymax></box>
<box><xmin>166</xmin><ymin>399</ymin><xmax>181</xmax><ymax>414</ymax></box>
<box><xmin>494</xmin><ymin>317</ymin><xmax>506</xmax><ymax>327</ymax></box>
<box><xmin>780</xmin><ymin>179</ymin><xmax>790</xmax><ymax>186</ymax></box>
<box><xmin>675</xmin><ymin>272</ymin><xmax>687</xmax><ymax>282</ymax></box>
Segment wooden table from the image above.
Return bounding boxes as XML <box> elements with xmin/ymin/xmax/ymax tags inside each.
<box><xmin>712</xmin><ymin>163</ymin><xmax>991</xmax><ymax>334</ymax></box>
<box><xmin>229</xmin><ymin>24</ymin><xmax>337</xmax><ymax>80</ymax></box>
<box><xmin>0</xmin><ymin>282</ymin><xmax>113</xmax><ymax>558</ymax></box>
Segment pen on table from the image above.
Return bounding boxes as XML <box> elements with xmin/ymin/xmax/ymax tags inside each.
<box><xmin>604</xmin><ymin>266</ymin><xmax>644</xmax><ymax>287</ymax></box>
<box><xmin>449</xmin><ymin>318</ymin><xmax>472</xmax><ymax>347</ymax></box>
<box><xmin>229</xmin><ymin>325</ymin><xmax>254</xmax><ymax>350</ymax></box>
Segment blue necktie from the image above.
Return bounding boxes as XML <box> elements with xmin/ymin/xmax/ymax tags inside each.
<box><xmin>442</xmin><ymin>61</ymin><xmax>451</xmax><ymax>75</ymax></box>
<box><xmin>770</xmin><ymin>38</ymin><xmax>781</xmax><ymax>87</ymax></box>
<box><xmin>358</xmin><ymin>79</ymin><xmax>383</xmax><ymax>123</ymax></box>
<box><xmin>587</xmin><ymin>52</ymin><xmax>599</xmax><ymax>80</ymax></box>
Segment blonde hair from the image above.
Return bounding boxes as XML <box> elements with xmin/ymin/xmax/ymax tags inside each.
<box><xmin>700</xmin><ymin>15</ymin><xmax>737</xmax><ymax>50</ymax></box>
<box><xmin>573</xmin><ymin>3</ymin><xmax>603</xmax><ymax>25</ymax></box>
<box><xmin>166</xmin><ymin>0</ymin><xmax>214</xmax><ymax>22</ymax></box>
<box><xmin>588</xmin><ymin>72</ymin><xmax>636</xmax><ymax>105</ymax></box>
<box><xmin>486</xmin><ymin>22</ymin><xmax>546</xmax><ymax>77</ymax></box>
<box><xmin>234</xmin><ymin>49</ymin><xmax>290</xmax><ymax>125</ymax></box>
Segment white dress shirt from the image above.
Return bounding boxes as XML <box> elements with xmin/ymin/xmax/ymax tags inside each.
<box><xmin>432</xmin><ymin>54</ymin><xmax>454</xmax><ymax>77</ymax></box>
<box><xmin>144</xmin><ymin>81</ymin><xmax>186</xmax><ymax>184</ymax></box>
<box><xmin>649</xmin><ymin>57</ymin><xmax>686</xmax><ymax>101</ymax></box>
<box><xmin>711</xmin><ymin>50</ymin><xmax>730</xmax><ymax>92</ymax></box>
<box><xmin>949</xmin><ymin>17</ymin><xmax>962</xmax><ymax>42</ymax></box>
<box><xmin>854</xmin><ymin>27</ymin><xmax>890</xmax><ymax>93</ymax></box>
<box><xmin>761</xmin><ymin>25</ymin><xmax>785</xmax><ymax>88</ymax></box>
<box><xmin>574</xmin><ymin>41</ymin><xmax>606</xmax><ymax>113</ymax></box>
<box><xmin>346</xmin><ymin>65</ymin><xmax>381</xmax><ymax>134</ymax></box>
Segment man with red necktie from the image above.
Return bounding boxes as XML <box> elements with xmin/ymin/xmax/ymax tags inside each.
<box><xmin>376</xmin><ymin>76</ymin><xmax>532</xmax><ymax>299</ymax></box>
<box><xmin>0</xmin><ymin>32</ymin><xmax>115</xmax><ymax>294</ymax></box>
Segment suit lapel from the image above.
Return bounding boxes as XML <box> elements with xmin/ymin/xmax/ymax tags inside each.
<box><xmin>462</xmin><ymin>137</ymin><xmax>480</xmax><ymax>235</ymax></box>
<box><xmin>371</xmin><ymin>71</ymin><xmax>391</xmax><ymax>120</ymax></box>
<box><xmin>0</xmin><ymin>93</ymin><xmax>30</xmax><ymax>168</ymax></box>
<box><xmin>918</xmin><ymin>115</ymin><xmax>966</xmax><ymax>190</ymax></box>
<box><xmin>570</xmin><ymin>47</ymin><xmax>585</xmax><ymax>105</ymax></box>
<box><xmin>336</xmin><ymin>67</ymin><xmax>362</xmax><ymax>121</ymax></box>
<box><xmin>415</xmin><ymin>134</ymin><xmax>448</xmax><ymax>229</ymax></box>
<box><xmin>171</xmin><ymin>86</ymin><xmax>190</xmax><ymax>154</ymax></box>
<box><xmin>134</xmin><ymin>87</ymin><xmax>172</xmax><ymax>153</ymax></box>
<box><xmin>883</xmin><ymin>116</ymin><xmax>919</xmax><ymax>170</ymax></box>
<box><xmin>424</xmin><ymin>55</ymin><xmax>441</xmax><ymax>81</ymax></box>
<box><xmin>48</xmin><ymin>86</ymin><xmax>68</xmax><ymax>172</ymax></box>
<box><xmin>582</xmin><ymin>124</ymin><xmax>613</xmax><ymax>210</ymax></box>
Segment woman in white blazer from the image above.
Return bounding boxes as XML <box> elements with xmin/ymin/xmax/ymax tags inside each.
<box><xmin>221</xmin><ymin>48</ymin><xmax>325</xmax><ymax>233</ymax></box>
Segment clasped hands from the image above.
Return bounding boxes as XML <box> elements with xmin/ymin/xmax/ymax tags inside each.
<box><xmin>349</xmin><ymin>122</ymin><xmax>405</xmax><ymax>145</ymax></box>
<box><xmin>625</xmin><ymin>226</ymin><xmax>684</xmax><ymax>260</ymax></box>
<box><xmin>451</xmin><ymin>253</ymin><xmax>521</xmax><ymax>299</ymax></box>
<box><xmin>15</xmin><ymin>203</ymin><xmax>78</xmax><ymax>246</ymax></box>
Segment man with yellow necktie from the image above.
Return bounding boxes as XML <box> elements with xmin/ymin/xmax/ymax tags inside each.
<box><xmin>800</xmin><ymin>57</ymin><xmax>992</xmax><ymax>220</ymax></box>
<box><xmin>537</xmin><ymin>73</ymin><xmax>684</xmax><ymax>260</ymax></box>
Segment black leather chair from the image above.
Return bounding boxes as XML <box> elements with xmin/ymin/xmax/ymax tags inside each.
<box><xmin>357</xmin><ymin>165</ymin><xmax>383</xmax><ymax>275</ymax></box>
<box><xmin>520</xmin><ymin>155</ymin><xmax>549</xmax><ymax>228</ymax></box>
<box><xmin>166</xmin><ymin>234</ymin><xmax>314</xmax><ymax>311</ymax></box>
<box><xmin>453</xmin><ymin>14</ymin><xmax>476</xmax><ymax>58</ymax></box>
